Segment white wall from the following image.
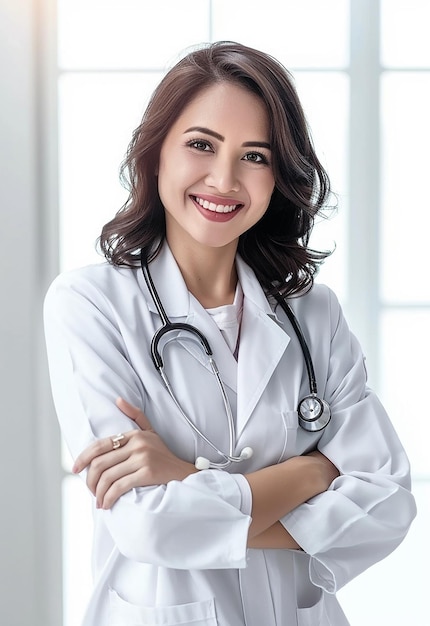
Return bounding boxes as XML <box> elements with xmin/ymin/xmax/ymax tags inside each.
<box><xmin>0</xmin><ymin>0</ymin><xmax>62</xmax><ymax>624</ymax></box>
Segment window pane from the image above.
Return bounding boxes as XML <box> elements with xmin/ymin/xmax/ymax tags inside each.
<box><xmin>380</xmin><ymin>308</ymin><xmax>430</xmax><ymax>476</ymax></box>
<box><xmin>381</xmin><ymin>73</ymin><xmax>430</xmax><ymax>303</ymax></box>
<box><xmin>295</xmin><ymin>72</ymin><xmax>349</xmax><ymax>300</ymax></box>
<box><xmin>58</xmin><ymin>0</ymin><xmax>210</xmax><ymax>69</ymax></box>
<box><xmin>212</xmin><ymin>0</ymin><xmax>349</xmax><ymax>68</ymax></box>
<box><xmin>62</xmin><ymin>476</ymin><xmax>93</xmax><ymax>626</ymax></box>
<box><xmin>59</xmin><ymin>72</ymin><xmax>163</xmax><ymax>271</ymax></box>
<box><xmin>381</xmin><ymin>0</ymin><xmax>430</xmax><ymax>67</ymax></box>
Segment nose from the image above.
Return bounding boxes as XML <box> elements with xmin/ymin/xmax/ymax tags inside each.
<box><xmin>205</xmin><ymin>155</ymin><xmax>240</xmax><ymax>194</ymax></box>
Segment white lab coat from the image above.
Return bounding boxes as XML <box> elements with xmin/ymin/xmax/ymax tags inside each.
<box><xmin>44</xmin><ymin>243</ymin><xmax>416</xmax><ymax>626</ymax></box>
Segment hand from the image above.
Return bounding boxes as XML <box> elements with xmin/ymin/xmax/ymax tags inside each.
<box><xmin>72</xmin><ymin>398</ymin><xmax>197</xmax><ymax>509</ymax></box>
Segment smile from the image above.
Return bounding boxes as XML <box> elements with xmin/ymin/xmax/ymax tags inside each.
<box><xmin>192</xmin><ymin>195</ymin><xmax>242</xmax><ymax>214</ymax></box>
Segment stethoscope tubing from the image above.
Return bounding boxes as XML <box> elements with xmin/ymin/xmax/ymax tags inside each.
<box><xmin>142</xmin><ymin>260</ymin><xmax>243</xmax><ymax>467</ymax></box>
<box><xmin>273</xmin><ymin>293</ymin><xmax>318</xmax><ymax>396</ymax></box>
<box><xmin>141</xmin><ymin>256</ymin><xmax>331</xmax><ymax>468</ymax></box>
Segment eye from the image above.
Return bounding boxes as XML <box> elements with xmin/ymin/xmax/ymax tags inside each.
<box><xmin>186</xmin><ymin>139</ymin><xmax>213</xmax><ymax>152</ymax></box>
<box><xmin>243</xmin><ymin>151</ymin><xmax>269</xmax><ymax>165</ymax></box>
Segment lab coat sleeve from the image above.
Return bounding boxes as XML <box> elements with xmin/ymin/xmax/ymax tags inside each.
<box><xmin>44</xmin><ymin>269</ymin><xmax>251</xmax><ymax>570</ymax></box>
<box><xmin>280</xmin><ymin>287</ymin><xmax>417</xmax><ymax>593</ymax></box>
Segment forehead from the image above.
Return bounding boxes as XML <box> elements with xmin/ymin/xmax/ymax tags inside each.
<box><xmin>167</xmin><ymin>82</ymin><xmax>270</xmax><ymax>140</ymax></box>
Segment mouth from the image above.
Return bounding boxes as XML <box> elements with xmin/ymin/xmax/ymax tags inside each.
<box><xmin>191</xmin><ymin>195</ymin><xmax>243</xmax><ymax>214</ymax></box>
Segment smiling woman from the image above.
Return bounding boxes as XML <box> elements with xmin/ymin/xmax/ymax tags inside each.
<box><xmin>44</xmin><ymin>41</ymin><xmax>415</xmax><ymax>626</ymax></box>
<box><xmin>45</xmin><ymin>3</ymin><xmax>430</xmax><ymax>625</ymax></box>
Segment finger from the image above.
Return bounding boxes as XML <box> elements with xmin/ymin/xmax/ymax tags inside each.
<box><xmin>86</xmin><ymin>447</ymin><xmax>130</xmax><ymax>496</ymax></box>
<box><xmin>94</xmin><ymin>459</ymin><xmax>139</xmax><ymax>508</ymax></box>
<box><xmin>116</xmin><ymin>397</ymin><xmax>153</xmax><ymax>431</ymax></box>
<box><xmin>101</xmin><ymin>470</ymin><xmax>145</xmax><ymax>509</ymax></box>
<box><xmin>72</xmin><ymin>432</ymin><xmax>128</xmax><ymax>474</ymax></box>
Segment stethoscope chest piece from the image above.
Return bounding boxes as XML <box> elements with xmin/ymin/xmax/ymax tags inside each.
<box><xmin>298</xmin><ymin>395</ymin><xmax>331</xmax><ymax>432</ymax></box>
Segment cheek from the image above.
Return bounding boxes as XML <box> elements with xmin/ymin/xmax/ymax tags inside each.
<box><xmin>158</xmin><ymin>156</ymin><xmax>199</xmax><ymax>196</ymax></box>
<box><xmin>157</xmin><ymin>164</ymin><xmax>181</xmax><ymax>205</ymax></box>
<box><xmin>255</xmin><ymin>175</ymin><xmax>275</xmax><ymax>207</ymax></box>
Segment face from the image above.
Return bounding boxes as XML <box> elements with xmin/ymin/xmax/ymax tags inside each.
<box><xmin>157</xmin><ymin>82</ymin><xmax>275</xmax><ymax>254</ymax></box>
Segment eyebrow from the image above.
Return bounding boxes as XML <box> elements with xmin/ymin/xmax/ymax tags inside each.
<box><xmin>184</xmin><ymin>126</ymin><xmax>271</xmax><ymax>150</ymax></box>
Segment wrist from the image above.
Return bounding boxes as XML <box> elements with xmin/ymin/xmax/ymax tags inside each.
<box><xmin>178</xmin><ymin>460</ymin><xmax>199</xmax><ymax>481</ymax></box>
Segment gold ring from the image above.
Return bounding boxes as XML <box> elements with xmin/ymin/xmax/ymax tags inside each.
<box><xmin>111</xmin><ymin>433</ymin><xmax>125</xmax><ymax>450</ymax></box>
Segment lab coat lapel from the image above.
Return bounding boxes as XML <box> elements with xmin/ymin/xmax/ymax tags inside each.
<box><xmin>139</xmin><ymin>243</ymin><xmax>238</xmax><ymax>393</ymax></box>
<box><xmin>235</xmin><ymin>257</ymin><xmax>291</xmax><ymax>436</ymax></box>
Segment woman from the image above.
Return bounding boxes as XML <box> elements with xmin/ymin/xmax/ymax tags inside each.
<box><xmin>44</xmin><ymin>42</ymin><xmax>416</xmax><ymax>626</ymax></box>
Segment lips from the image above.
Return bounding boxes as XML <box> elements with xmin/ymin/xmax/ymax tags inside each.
<box><xmin>191</xmin><ymin>195</ymin><xmax>243</xmax><ymax>214</ymax></box>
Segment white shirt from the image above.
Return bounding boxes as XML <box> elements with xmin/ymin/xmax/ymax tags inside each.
<box><xmin>206</xmin><ymin>282</ymin><xmax>243</xmax><ymax>358</ymax></box>
<box><xmin>44</xmin><ymin>243</ymin><xmax>416</xmax><ymax>626</ymax></box>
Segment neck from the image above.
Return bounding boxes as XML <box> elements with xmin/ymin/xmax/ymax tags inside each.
<box><xmin>167</xmin><ymin>238</ymin><xmax>238</xmax><ymax>308</ymax></box>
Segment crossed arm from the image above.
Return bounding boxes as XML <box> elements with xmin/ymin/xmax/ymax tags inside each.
<box><xmin>73</xmin><ymin>398</ymin><xmax>339</xmax><ymax>550</ymax></box>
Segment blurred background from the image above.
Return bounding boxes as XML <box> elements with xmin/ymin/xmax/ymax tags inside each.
<box><xmin>1</xmin><ymin>0</ymin><xmax>429</xmax><ymax>624</ymax></box>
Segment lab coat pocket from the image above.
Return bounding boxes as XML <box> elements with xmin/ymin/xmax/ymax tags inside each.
<box><xmin>277</xmin><ymin>410</ymin><xmax>299</xmax><ymax>462</ymax></box>
<box><xmin>296</xmin><ymin>590</ymin><xmax>326</xmax><ymax>626</ymax></box>
<box><xmin>108</xmin><ymin>589</ymin><xmax>218</xmax><ymax>626</ymax></box>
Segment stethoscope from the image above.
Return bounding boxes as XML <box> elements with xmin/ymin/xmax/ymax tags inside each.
<box><xmin>142</xmin><ymin>260</ymin><xmax>331</xmax><ymax>470</ymax></box>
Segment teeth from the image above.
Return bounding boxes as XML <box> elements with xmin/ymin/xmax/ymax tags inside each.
<box><xmin>194</xmin><ymin>196</ymin><xmax>239</xmax><ymax>213</ymax></box>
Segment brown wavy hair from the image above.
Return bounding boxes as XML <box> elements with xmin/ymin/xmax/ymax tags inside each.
<box><xmin>99</xmin><ymin>41</ymin><xmax>334</xmax><ymax>297</ymax></box>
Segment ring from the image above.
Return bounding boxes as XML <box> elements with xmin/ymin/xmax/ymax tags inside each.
<box><xmin>111</xmin><ymin>433</ymin><xmax>125</xmax><ymax>450</ymax></box>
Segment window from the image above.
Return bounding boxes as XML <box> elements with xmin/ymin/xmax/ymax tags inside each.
<box><xmin>55</xmin><ymin>1</ymin><xmax>428</xmax><ymax>624</ymax></box>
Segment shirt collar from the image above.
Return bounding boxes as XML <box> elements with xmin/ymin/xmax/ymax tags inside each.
<box><xmin>139</xmin><ymin>241</ymin><xmax>282</xmax><ymax>322</ymax></box>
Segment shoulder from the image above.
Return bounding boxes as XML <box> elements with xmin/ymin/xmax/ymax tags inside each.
<box><xmin>44</xmin><ymin>262</ymin><xmax>140</xmax><ymax>313</ymax></box>
<box><xmin>45</xmin><ymin>262</ymin><xmax>139</xmax><ymax>294</ymax></box>
<box><xmin>288</xmin><ymin>283</ymin><xmax>341</xmax><ymax>326</ymax></box>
